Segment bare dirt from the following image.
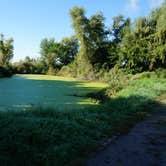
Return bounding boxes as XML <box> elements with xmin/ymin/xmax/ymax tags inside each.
<box><xmin>86</xmin><ymin>97</ymin><xmax>166</xmax><ymax>166</ymax></box>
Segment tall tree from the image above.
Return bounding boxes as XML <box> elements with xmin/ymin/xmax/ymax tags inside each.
<box><xmin>0</xmin><ymin>34</ymin><xmax>14</xmax><ymax>67</ymax></box>
<box><xmin>110</xmin><ymin>15</ymin><xmax>131</xmax><ymax>68</ymax></box>
<box><xmin>112</xmin><ymin>15</ymin><xmax>130</xmax><ymax>43</ymax></box>
<box><xmin>70</xmin><ymin>7</ymin><xmax>110</xmax><ymax>78</ymax></box>
<box><xmin>119</xmin><ymin>0</ymin><xmax>166</xmax><ymax>73</ymax></box>
<box><xmin>58</xmin><ymin>36</ymin><xmax>78</xmax><ymax>66</ymax></box>
<box><xmin>70</xmin><ymin>7</ymin><xmax>93</xmax><ymax>78</ymax></box>
<box><xmin>40</xmin><ymin>38</ymin><xmax>60</xmax><ymax>74</ymax></box>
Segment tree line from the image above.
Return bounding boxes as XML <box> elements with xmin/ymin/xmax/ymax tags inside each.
<box><xmin>0</xmin><ymin>0</ymin><xmax>166</xmax><ymax>78</ymax></box>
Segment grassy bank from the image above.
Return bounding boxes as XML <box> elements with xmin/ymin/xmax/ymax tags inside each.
<box><xmin>0</xmin><ymin>73</ymin><xmax>166</xmax><ymax>165</ymax></box>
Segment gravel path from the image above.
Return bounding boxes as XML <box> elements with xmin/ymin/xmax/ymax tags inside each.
<box><xmin>86</xmin><ymin>99</ymin><xmax>166</xmax><ymax>166</ymax></box>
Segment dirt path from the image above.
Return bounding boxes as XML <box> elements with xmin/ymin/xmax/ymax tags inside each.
<box><xmin>86</xmin><ymin>98</ymin><xmax>166</xmax><ymax>166</ymax></box>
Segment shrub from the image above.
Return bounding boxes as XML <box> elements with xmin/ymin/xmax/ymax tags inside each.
<box><xmin>0</xmin><ymin>66</ymin><xmax>13</xmax><ymax>77</ymax></box>
<box><xmin>155</xmin><ymin>68</ymin><xmax>166</xmax><ymax>78</ymax></box>
<box><xmin>131</xmin><ymin>71</ymin><xmax>153</xmax><ymax>80</ymax></box>
<box><xmin>131</xmin><ymin>68</ymin><xmax>166</xmax><ymax>80</ymax></box>
<box><xmin>47</xmin><ymin>67</ymin><xmax>59</xmax><ymax>75</ymax></box>
<box><xmin>58</xmin><ymin>64</ymin><xmax>77</xmax><ymax>78</ymax></box>
<box><xmin>105</xmin><ymin>66</ymin><xmax>128</xmax><ymax>96</ymax></box>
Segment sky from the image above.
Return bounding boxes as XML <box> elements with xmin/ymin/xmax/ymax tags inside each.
<box><xmin>0</xmin><ymin>0</ymin><xmax>164</xmax><ymax>62</ymax></box>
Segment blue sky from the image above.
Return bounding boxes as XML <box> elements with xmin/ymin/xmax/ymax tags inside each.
<box><xmin>0</xmin><ymin>0</ymin><xmax>164</xmax><ymax>62</ymax></box>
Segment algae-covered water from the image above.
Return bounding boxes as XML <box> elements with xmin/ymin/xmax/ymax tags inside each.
<box><xmin>0</xmin><ymin>74</ymin><xmax>107</xmax><ymax>111</ymax></box>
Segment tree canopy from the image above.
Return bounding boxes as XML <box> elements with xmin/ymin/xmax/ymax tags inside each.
<box><xmin>4</xmin><ymin>0</ymin><xmax>166</xmax><ymax>78</ymax></box>
<box><xmin>0</xmin><ymin>34</ymin><xmax>13</xmax><ymax>67</ymax></box>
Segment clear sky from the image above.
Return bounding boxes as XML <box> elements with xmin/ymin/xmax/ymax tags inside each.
<box><xmin>0</xmin><ymin>0</ymin><xmax>164</xmax><ymax>62</ymax></box>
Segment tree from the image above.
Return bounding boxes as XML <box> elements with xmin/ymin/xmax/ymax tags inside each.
<box><xmin>58</xmin><ymin>36</ymin><xmax>78</xmax><ymax>66</ymax></box>
<box><xmin>13</xmin><ymin>56</ymin><xmax>46</xmax><ymax>74</ymax></box>
<box><xmin>70</xmin><ymin>7</ymin><xmax>93</xmax><ymax>79</ymax></box>
<box><xmin>119</xmin><ymin>0</ymin><xmax>166</xmax><ymax>73</ymax></box>
<box><xmin>88</xmin><ymin>13</ymin><xmax>110</xmax><ymax>67</ymax></box>
<box><xmin>0</xmin><ymin>34</ymin><xmax>14</xmax><ymax>67</ymax></box>
<box><xmin>40</xmin><ymin>38</ymin><xmax>60</xmax><ymax>74</ymax></box>
<box><xmin>107</xmin><ymin>15</ymin><xmax>131</xmax><ymax>69</ymax></box>
<box><xmin>70</xmin><ymin>7</ymin><xmax>110</xmax><ymax>78</ymax></box>
<box><xmin>112</xmin><ymin>15</ymin><xmax>130</xmax><ymax>43</ymax></box>
<box><xmin>40</xmin><ymin>2</ymin><xmax>166</xmax><ymax>77</ymax></box>
<box><xmin>119</xmin><ymin>17</ymin><xmax>152</xmax><ymax>72</ymax></box>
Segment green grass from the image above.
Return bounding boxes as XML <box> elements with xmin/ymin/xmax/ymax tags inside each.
<box><xmin>0</xmin><ymin>74</ymin><xmax>165</xmax><ymax>165</ymax></box>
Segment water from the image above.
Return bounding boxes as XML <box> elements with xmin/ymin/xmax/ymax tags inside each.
<box><xmin>0</xmin><ymin>75</ymin><xmax>105</xmax><ymax>111</ymax></box>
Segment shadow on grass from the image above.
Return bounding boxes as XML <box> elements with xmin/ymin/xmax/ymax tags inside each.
<box><xmin>0</xmin><ymin>94</ymin><xmax>165</xmax><ymax>166</ymax></box>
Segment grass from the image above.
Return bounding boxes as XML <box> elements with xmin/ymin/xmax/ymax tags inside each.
<box><xmin>0</xmin><ymin>73</ymin><xmax>165</xmax><ymax>165</ymax></box>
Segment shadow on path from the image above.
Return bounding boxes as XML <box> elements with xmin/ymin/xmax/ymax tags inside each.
<box><xmin>86</xmin><ymin>96</ymin><xmax>166</xmax><ymax>166</ymax></box>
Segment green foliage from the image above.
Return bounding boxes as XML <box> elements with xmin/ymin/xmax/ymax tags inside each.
<box><xmin>1</xmin><ymin>2</ymin><xmax>166</xmax><ymax>165</ymax></box>
<box><xmin>105</xmin><ymin>66</ymin><xmax>129</xmax><ymax>96</ymax></box>
<box><xmin>112</xmin><ymin>15</ymin><xmax>130</xmax><ymax>44</ymax></box>
<box><xmin>0</xmin><ymin>34</ymin><xmax>14</xmax><ymax>67</ymax></box>
<box><xmin>58</xmin><ymin>63</ymin><xmax>77</xmax><ymax>77</ymax></box>
<box><xmin>40</xmin><ymin>38</ymin><xmax>60</xmax><ymax>74</ymax></box>
<box><xmin>0</xmin><ymin>34</ymin><xmax>14</xmax><ymax>77</ymax></box>
<box><xmin>69</xmin><ymin>7</ymin><xmax>111</xmax><ymax>79</ymax></box>
<box><xmin>58</xmin><ymin>36</ymin><xmax>78</xmax><ymax>66</ymax></box>
<box><xmin>155</xmin><ymin>68</ymin><xmax>166</xmax><ymax>78</ymax></box>
<box><xmin>0</xmin><ymin>74</ymin><xmax>165</xmax><ymax>165</ymax></box>
<box><xmin>38</xmin><ymin>2</ymin><xmax>166</xmax><ymax>78</ymax></box>
<box><xmin>156</xmin><ymin>0</ymin><xmax>166</xmax><ymax>30</ymax></box>
<box><xmin>2</xmin><ymin>1</ymin><xmax>164</xmax><ymax>78</ymax></box>
<box><xmin>0</xmin><ymin>66</ymin><xmax>13</xmax><ymax>77</ymax></box>
<box><xmin>69</xmin><ymin>7</ymin><xmax>94</xmax><ymax>79</ymax></box>
<box><xmin>13</xmin><ymin>56</ymin><xmax>47</xmax><ymax>74</ymax></box>
<box><xmin>40</xmin><ymin>36</ymin><xmax>78</xmax><ymax>75</ymax></box>
<box><xmin>119</xmin><ymin>2</ymin><xmax>166</xmax><ymax>73</ymax></box>
<box><xmin>132</xmin><ymin>69</ymin><xmax>166</xmax><ymax>80</ymax></box>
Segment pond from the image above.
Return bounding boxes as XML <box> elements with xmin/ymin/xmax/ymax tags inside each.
<box><xmin>0</xmin><ymin>74</ymin><xmax>106</xmax><ymax>111</ymax></box>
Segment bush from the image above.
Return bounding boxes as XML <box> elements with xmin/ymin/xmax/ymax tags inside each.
<box><xmin>58</xmin><ymin>65</ymin><xmax>77</xmax><ymax>77</ymax></box>
<box><xmin>131</xmin><ymin>68</ymin><xmax>166</xmax><ymax>80</ymax></box>
<box><xmin>0</xmin><ymin>66</ymin><xmax>13</xmax><ymax>77</ymax></box>
<box><xmin>131</xmin><ymin>72</ymin><xmax>153</xmax><ymax>80</ymax></box>
<box><xmin>105</xmin><ymin>66</ymin><xmax>129</xmax><ymax>96</ymax></box>
<box><xmin>47</xmin><ymin>67</ymin><xmax>58</xmax><ymax>75</ymax></box>
<box><xmin>155</xmin><ymin>68</ymin><xmax>166</xmax><ymax>78</ymax></box>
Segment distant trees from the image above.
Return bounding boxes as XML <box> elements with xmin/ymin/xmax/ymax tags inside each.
<box><xmin>40</xmin><ymin>36</ymin><xmax>78</xmax><ymax>74</ymax></box>
<box><xmin>10</xmin><ymin>0</ymin><xmax>166</xmax><ymax>77</ymax></box>
<box><xmin>13</xmin><ymin>56</ymin><xmax>46</xmax><ymax>74</ymax></box>
<box><xmin>48</xmin><ymin>2</ymin><xmax>166</xmax><ymax>78</ymax></box>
